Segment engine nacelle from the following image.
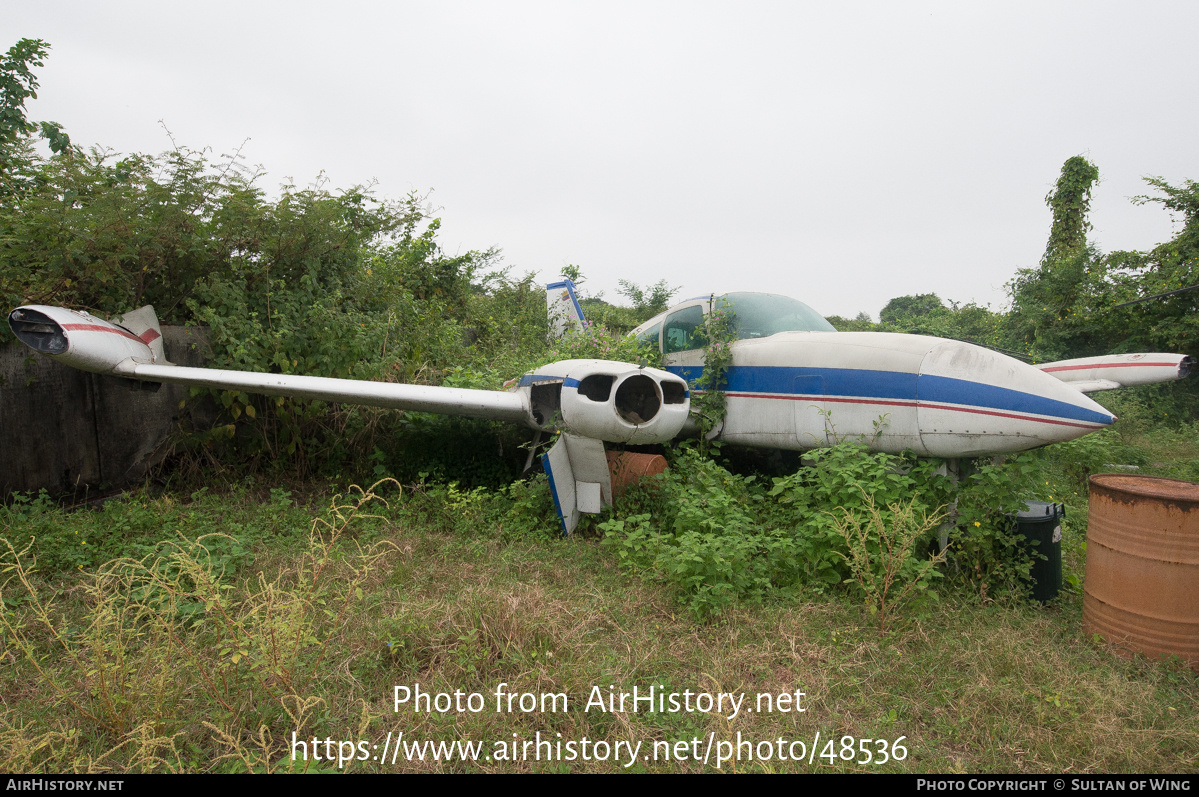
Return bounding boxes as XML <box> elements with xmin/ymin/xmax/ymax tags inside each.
<box><xmin>517</xmin><ymin>359</ymin><xmax>690</xmax><ymax>444</ymax></box>
<box><xmin>8</xmin><ymin>305</ymin><xmax>166</xmax><ymax>375</ymax></box>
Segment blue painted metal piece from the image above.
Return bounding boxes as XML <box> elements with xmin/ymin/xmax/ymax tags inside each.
<box><xmin>517</xmin><ymin>373</ymin><xmax>566</xmax><ymax>387</ymax></box>
<box><xmin>541</xmin><ymin>449</ymin><xmax>569</xmax><ymax>537</ymax></box>
<box><xmin>546</xmin><ymin>278</ymin><xmax>586</xmax><ymax>325</ymax></box>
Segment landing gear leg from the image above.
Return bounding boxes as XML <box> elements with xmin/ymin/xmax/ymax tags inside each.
<box><xmin>522</xmin><ymin>430</ymin><xmax>543</xmax><ymax>475</ymax></box>
<box><xmin>937</xmin><ymin>458</ymin><xmax>962</xmax><ymax>553</ymax></box>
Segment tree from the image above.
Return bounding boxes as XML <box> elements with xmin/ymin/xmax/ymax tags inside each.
<box><xmin>1005</xmin><ymin>164</ymin><xmax>1197</xmax><ymax>427</ymax></box>
<box><xmin>1</xmin><ymin>39</ymin><xmax>48</xmax><ymax>149</ymax></box>
<box><xmin>824</xmin><ymin>312</ymin><xmax>876</xmax><ymax>332</ymax></box>
<box><xmin>616</xmin><ymin>278</ymin><xmax>678</xmax><ymax>318</ymax></box>
<box><xmin>1006</xmin><ymin>157</ymin><xmax>1106</xmax><ymax>360</ymax></box>
<box><xmin>0</xmin><ymin>39</ymin><xmax>71</xmax><ymax>173</ymax></box>
<box><xmin>1104</xmin><ymin>178</ymin><xmax>1199</xmax><ymax>355</ymax></box>
<box><xmin>879</xmin><ymin>293</ymin><xmax>946</xmax><ymax>325</ymax></box>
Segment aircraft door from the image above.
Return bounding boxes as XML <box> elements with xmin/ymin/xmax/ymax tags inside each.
<box><xmin>792</xmin><ymin>375</ymin><xmax>830</xmax><ymax>448</ymax></box>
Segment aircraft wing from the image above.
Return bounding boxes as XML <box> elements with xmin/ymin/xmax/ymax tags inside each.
<box><xmin>1037</xmin><ymin>353</ymin><xmax>1194</xmax><ymax>393</ymax></box>
<box><xmin>131</xmin><ymin>363</ymin><xmax>529</xmax><ymax>421</ymax></box>
<box><xmin>8</xmin><ymin>305</ymin><xmax>529</xmax><ymax>422</ymax></box>
<box><xmin>10</xmin><ymin>302</ymin><xmax>691</xmax><ymax>536</ymax></box>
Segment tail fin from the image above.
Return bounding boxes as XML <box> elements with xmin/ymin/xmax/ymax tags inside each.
<box><xmin>546</xmin><ymin>278</ymin><xmax>585</xmax><ymax>338</ymax></box>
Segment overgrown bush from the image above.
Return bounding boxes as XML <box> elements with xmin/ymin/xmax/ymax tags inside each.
<box><xmin>0</xmin><ymin>486</ymin><xmax>311</xmax><ymax>577</ymax></box>
<box><xmin>600</xmin><ymin>443</ymin><xmax>1041</xmax><ymax>618</ymax></box>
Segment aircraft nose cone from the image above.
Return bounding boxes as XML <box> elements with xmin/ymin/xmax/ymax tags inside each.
<box><xmin>917</xmin><ymin>341</ymin><xmax>1115</xmax><ymax>457</ymax></box>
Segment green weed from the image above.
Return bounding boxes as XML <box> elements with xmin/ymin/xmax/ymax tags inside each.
<box><xmin>831</xmin><ymin>493</ymin><xmax>947</xmax><ymax>633</ymax></box>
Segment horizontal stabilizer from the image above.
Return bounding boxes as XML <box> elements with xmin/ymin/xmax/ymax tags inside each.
<box><xmin>1061</xmin><ymin>379</ymin><xmax>1122</xmax><ymax>394</ymax></box>
<box><xmin>1038</xmin><ymin>354</ymin><xmax>1193</xmax><ymax>391</ymax></box>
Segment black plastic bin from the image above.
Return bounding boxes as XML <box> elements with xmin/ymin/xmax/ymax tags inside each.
<box><xmin>1015</xmin><ymin>501</ymin><xmax>1065</xmax><ymax>603</ymax></box>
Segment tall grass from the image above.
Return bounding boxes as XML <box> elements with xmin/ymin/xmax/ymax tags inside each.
<box><xmin>1</xmin><ymin>482</ymin><xmax>398</xmax><ymax>773</ymax></box>
<box><xmin>1</xmin><ymin>457</ymin><xmax>1196</xmax><ymax>772</ymax></box>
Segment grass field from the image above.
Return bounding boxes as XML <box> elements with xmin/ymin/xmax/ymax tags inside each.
<box><xmin>1</xmin><ymin>424</ymin><xmax>1197</xmax><ymax>774</ymax></box>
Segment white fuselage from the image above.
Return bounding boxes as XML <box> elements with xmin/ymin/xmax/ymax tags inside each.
<box><xmin>661</xmin><ymin>331</ymin><xmax>1115</xmax><ymax>458</ymax></box>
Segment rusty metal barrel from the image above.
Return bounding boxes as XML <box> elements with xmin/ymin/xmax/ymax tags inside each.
<box><xmin>1084</xmin><ymin>474</ymin><xmax>1199</xmax><ymax>669</ymax></box>
<box><xmin>606</xmin><ymin>451</ymin><xmax>668</xmax><ymax>501</ymax></box>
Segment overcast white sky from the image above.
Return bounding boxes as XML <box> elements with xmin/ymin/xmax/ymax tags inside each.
<box><xmin>7</xmin><ymin>1</ymin><xmax>1198</xmax><ymax>319</ymax></box>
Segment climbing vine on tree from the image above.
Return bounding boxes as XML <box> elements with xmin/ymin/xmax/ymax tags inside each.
<box><xmin>1042</xmin><ymin>155</ymin><xmax>1100</xmax><ymax>266</ymax></box>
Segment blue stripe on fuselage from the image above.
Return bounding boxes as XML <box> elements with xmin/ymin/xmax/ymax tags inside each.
<box><xmin>517</xmin><ymin>374</ymin><xmax>566</xmax><ymax>387</ymax></box>
<box><xmin>665</xmin><ymin>365</ymin><xmax>1113</xmax><ymax>426</ymax></box>
<box><xmin>916</xmin><ymin>374</ymin><xmax>1111</xmax><ymax>425</ymax></box>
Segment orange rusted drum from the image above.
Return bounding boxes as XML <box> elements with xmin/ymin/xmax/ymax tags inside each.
<box><xmin>606</xmin><ymin>451</ymin><xmax>668</xmax><ymax>501</ymax></box>
<box><xmin>1083</xmin><ymin>474</ymin><xmax>1199</xmax><ymax>670</ymax></box>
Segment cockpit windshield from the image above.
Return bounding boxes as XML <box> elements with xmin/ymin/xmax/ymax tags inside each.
<box><xmin>718</xmin><ymin>293</ymin><xmax>835</xmax><ymax>339</ymax></box>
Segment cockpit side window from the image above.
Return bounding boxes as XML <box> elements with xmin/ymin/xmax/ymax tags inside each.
<box><xmin>635</xmin><ymin>321</ymin><xmax>662</xmax><ymax>350</ymax></box>
<box><xmin>663</xmin><ymin>305</ymin><xmax>708</xmax><ymax>354</ymax></box>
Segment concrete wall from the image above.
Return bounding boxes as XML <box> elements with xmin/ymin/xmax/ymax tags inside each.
<box><xmin>1</xmin><ymin>327</ymin><xmax>214</xmax><ymax>497</ymax></box>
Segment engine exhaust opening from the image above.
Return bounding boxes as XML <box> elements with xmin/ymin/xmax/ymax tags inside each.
<box><xmin>1181</xmin><ymin>356</ymin><xmax>1195</xmax><ymax>380</ymax></box>
<box><xmin>615</xmin><ymin>374</ymin><xmax>660</xmax><ymax>424</ymax></box>
<box><xmin>9</xmin><ymin>309</ymin><xmax>67</xmax><ymax>355</ymax></box>
<box><xmin>577</xmin><ymin>374</ymin><xmax>614</xmax><ymax>402</ymax></box>
<box><xmin>661</xmin><ymin>381</ymin><xmax>687</xmax><ymax>405</ymax></box>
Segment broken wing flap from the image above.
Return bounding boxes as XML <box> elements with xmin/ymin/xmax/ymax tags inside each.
<box><xmin>1038</xmin><ymin>353</ymin><xmax>1195</xmax><ymax>393</ymax></box>
<box><xmin>542</xmin><ymin>433</ymin><xmax>613</xmax><ymax>535</ymax></box>
<box><xmin>111</xmin><ymin>306</ymin><xmax>170</xmax><ymax>365</ymax></box>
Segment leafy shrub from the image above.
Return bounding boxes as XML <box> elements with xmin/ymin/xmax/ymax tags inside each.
<box><xmin>601</xmin><ymin>444</ymin><xmax>954</xmax><ymax>617</ymax></box>
<box><xmin>0</xmin><ymin>487</ymin><xmax>307</xmax><ymax>577</ymax></box>
<box><xmin>600</xmin><ymin>442</ymin><xmax>1053</xmax><ymax>617</ymax></box>
<box><xmin>949</xmin><ymin>455</ymin><xmax>1041</xmax><ymax>596</ymax></box>
<box><xmin>766</xmin><ymin>443</ymin><xmax>951</xmax><ymax>588</ymax></box>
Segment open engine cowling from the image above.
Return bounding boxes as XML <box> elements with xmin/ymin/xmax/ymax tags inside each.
<box><xmin>518</xmin><ymin>359</ymin><xmax>690</xmax><ymax>444</ymax></box>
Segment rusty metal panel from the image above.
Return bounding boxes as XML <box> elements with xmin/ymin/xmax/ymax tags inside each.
<box><xmin>1083</xmin><ymin>474</ymin><xmax>1199</xmax><ymax>670</ymax></box>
